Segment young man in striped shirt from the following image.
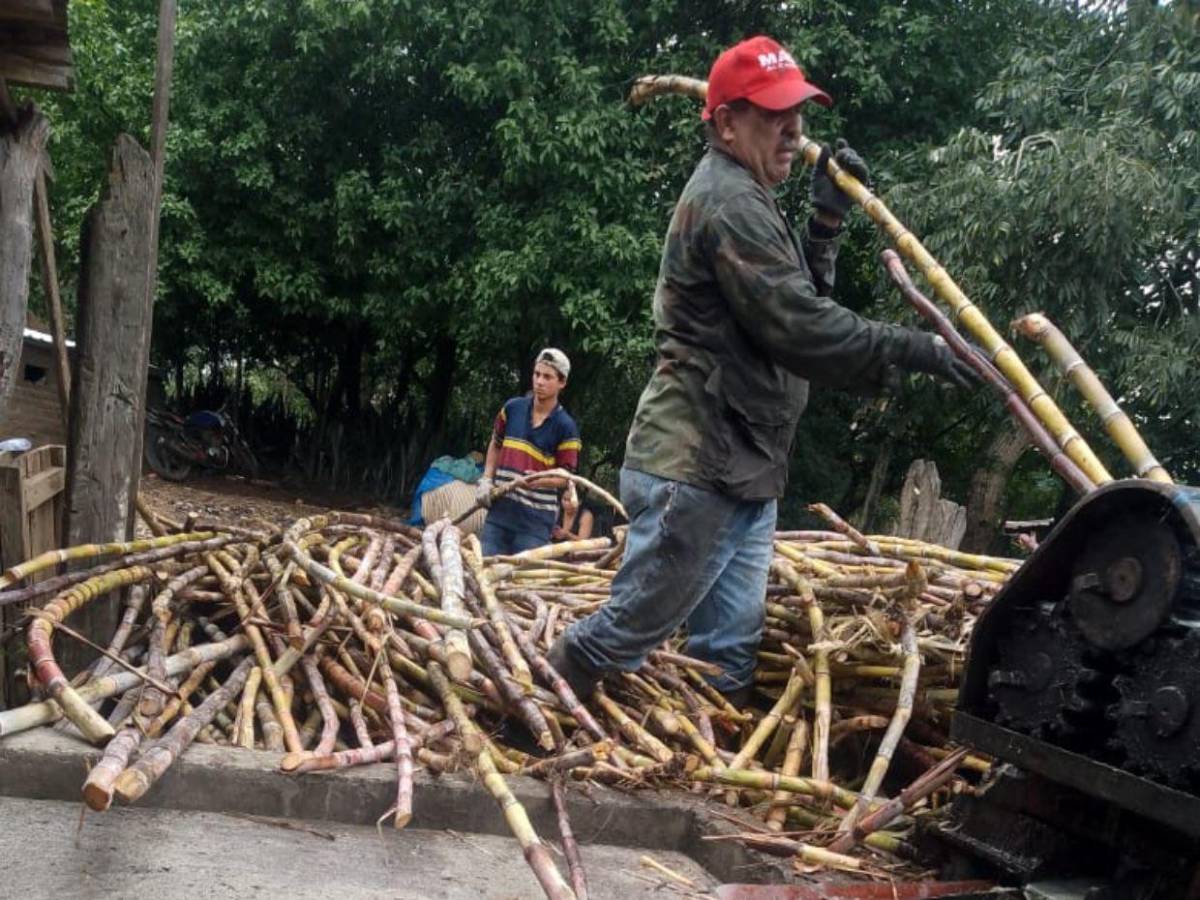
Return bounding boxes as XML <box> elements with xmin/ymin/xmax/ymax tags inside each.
<box><xmin>475</xmin><ymin>348</ymin><xmax>582</xmax><ymax>555</ymax></box>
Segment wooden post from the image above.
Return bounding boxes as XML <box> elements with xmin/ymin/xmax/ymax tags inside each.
<box><xmin>893</xmin><ymin>459</ymin><xmax>967</xmax><ymax>550</ymax></box>
<box><xmin>0</xmin><ymin>88</ymin><xmax>48</xmax><ymax>423</ymax></box>
<box><xmin>32</xmin><ymin>171</ymin><xmax>71</xmax><ymax>428</ymax></box>
<box><xmin>124</xmin><ymin>0</ymin><xmax>177</xmax><ymax>537</ymax></box>
<box><xmin>63</xmin><ymin>135</ymin><xmax>155</xmax><ymax>675</ymax></box>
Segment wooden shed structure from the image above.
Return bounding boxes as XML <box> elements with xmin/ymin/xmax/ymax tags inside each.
<box><xmin>0</xmin><ymin>326</ymin><xmax>73</xmax><ymax>447</ymax></box>
<box><xmin>0</xmin><ymin>1</ymin><xmax>73</xmax><ymax>92</ymax></box>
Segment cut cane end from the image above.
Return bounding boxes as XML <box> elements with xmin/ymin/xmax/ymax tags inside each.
<box><xmin>393</xmin><ymin>812</ymin><xmax>413</xmax><ymax>829</ymax></box>
<box><xmin>113</xmin><ymin>769</ymin><xmax>150</xmax><ymax>804</ymax></box>
<box><xmin>279</xmin><ymin>751</ymin><xmax>309</xmax><ymax>772</ymax></box>
<box><xmin>446</xmin><ymin>652</ymin><xmax>473</xmax><ymax>684</ymax></box>
<box><xmin>82</xmin><ymin>782</ymin><xmax>114</xmax><ymax>812</ymax></box>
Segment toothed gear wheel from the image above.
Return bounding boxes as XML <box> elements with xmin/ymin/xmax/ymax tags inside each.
<box><xmin>987</xmin><ymin>605</ymin><xmax>1105</xmax><ymax>743</ymax></box>
<box><xmin>1110</xmin><ymin>632</ymin><xmax>1200</xmax><ymax>790</ymax></box>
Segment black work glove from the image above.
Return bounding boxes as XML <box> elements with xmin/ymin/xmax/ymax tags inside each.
<box><xmin>810</xmin><ymin>138</ymin><xmax>870</xmax><ymax>221</ymax></box>
<box><xmin>902</xmin><ymin>333</ymin><xmax>981</xmax><ymax>390</ymax></box>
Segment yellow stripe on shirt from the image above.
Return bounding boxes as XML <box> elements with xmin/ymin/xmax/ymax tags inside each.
<box><xmin>501</xmin><ymin>437</ymin><xmax>556</xmax><ymax>467</ymax></box>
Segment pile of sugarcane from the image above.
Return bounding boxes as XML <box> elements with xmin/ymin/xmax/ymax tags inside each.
<box><xmin>0</xmin><ymin>498</ymin><xmax>1017</xmax><ymax>897</ymax></box>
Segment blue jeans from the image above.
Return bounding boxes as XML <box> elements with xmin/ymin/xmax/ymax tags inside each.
<box><xmin>481</xmin><ymin>518</ymin><xmax>549</xmax><ymax>556</ymax></box>
<box><xmin>564</xmin><ymin>468</ymin><xmax>776</xmax><ymax>692</ymax></box>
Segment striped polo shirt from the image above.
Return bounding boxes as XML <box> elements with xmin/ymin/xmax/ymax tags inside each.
<box><xmin>486</xmin><ymin>396</ymin><xmax>581</xmax><ymax>539</ymax></box>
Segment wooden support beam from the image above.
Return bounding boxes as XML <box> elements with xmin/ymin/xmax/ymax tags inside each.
<box><xmin>0</xmin><ymin>89</ymin><xmax>47</xmax><ymax>424</ymax></box>
<box><xmin>32</xmin><ymin>168</ymin><xmax>70</xmax><ymax>428</ymax></box>
<box><xmin>124</xmin><ymin>0</ymin><xmax>177</xmax><ymax>538</ymax></box>
<box><xmin>63</xmin><ymin>134</ymin><xmax>155</xmax><ymax>674</ymax></box>
<box><xmin>2</xmin><ymin>77</ymin><xmax>69</xmax><ymax>432</ymax></box>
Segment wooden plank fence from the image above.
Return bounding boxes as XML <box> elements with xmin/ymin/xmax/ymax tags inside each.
<box><xmin>0</xmin><ymin>443</ymin><xmax>65</xmax><ymax>708</ymax></box>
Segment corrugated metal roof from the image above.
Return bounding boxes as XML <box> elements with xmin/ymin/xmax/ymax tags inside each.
<box><xmin>23</xmin><ymin>325</ymin><xmax>74</xmax><ymax>348</ymax></box>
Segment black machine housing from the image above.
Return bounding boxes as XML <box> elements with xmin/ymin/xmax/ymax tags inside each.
<box><xmin>947</xmin><ymin>480</ymin><xmax>1200</xmax><ymax>895</ymax></box>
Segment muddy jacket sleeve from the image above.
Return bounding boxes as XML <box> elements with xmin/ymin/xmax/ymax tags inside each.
<box><xmin>710</xmin><ymin>190</ymin><xmax>926</xmax><ymax>389</ymax></box>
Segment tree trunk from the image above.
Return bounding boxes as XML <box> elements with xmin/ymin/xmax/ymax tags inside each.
<box><xmin>962</xmin><ymin>426</ymin><xmax>1031</xmax><ymax>554</ymax></box>
<box><xmin>0</xmin><ymin>105</ymin><xmax>48</xmax><ymax>419</ymax></box>
<box><xmin>338</xmin><ymin>326</ymin><xmax>366</xmax><ymax>421</ymax></box>
<box><xmin>64</xmin><ymin>134</ymin><xmax>155</xmax><ymax>675</ymax></box>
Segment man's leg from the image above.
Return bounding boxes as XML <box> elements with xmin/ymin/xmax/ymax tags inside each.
<box><xmin>480</xmin><ymin>518</ymin><xmax>512</xmax><ymax>556</ymax></box>
<box><xmin>557</xmin><ymin>469</ymin><xmax>747</xmax><ymax>694</ymax></box>
<box><xmin>685</xmin><ymin>498</ymin><xmax>777</xmax><ymax>695</ymax></box>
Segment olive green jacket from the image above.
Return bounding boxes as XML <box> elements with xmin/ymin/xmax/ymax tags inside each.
<box><xmin>623</xmin><ymin>147</ymin><xmax>926</xmax><ymax>500</ymax></box>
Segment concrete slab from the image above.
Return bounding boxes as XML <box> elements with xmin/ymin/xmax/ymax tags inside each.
<box><xmin>0</xmin><ymin>796</ymin><xmax>715</xmax><ymax>899</ymax></box>
<box><xmin>0</xmin><ymin>728</ymin><xmax>790</xmax><ymax>886</ymax></box>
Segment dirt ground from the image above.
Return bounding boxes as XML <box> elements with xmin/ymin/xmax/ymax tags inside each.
<box><xmin>138</xmin><ymin>472</ymin><xmax>409</xmax><ymax>534</ymax></box>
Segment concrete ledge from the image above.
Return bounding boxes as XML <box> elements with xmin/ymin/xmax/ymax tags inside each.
<box><xmin>0</xmin><ymin>729</ymin><xmax>788</xmax><ymax>884</ymax></box>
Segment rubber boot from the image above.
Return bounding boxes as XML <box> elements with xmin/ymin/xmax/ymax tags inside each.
<box><xmin>546</xmin><ymin>637</ymin><xmax>600</xmax><ymax>703</ymax></box>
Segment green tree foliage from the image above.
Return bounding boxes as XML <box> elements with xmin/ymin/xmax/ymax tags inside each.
<box><xmin>887</xmin><ymin>0</ymin><xmax>1200</xmax><ymax>520</ymax></box>
<box><xmin>24</xmin><ymin>0</ymin><xmax>1195</xmax><ymax>529</ymax></box>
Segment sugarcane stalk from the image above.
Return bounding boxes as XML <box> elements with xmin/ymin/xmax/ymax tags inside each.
<box><xmin>648</xmin><ymin>650</ymin><xmax>723</xmax><ymax>677</ymax></box>
<box><xmin>0</xmin><ymin>634</ymin><xmax>249</xmax><ymax>737</ymax></box>
<box><xmin>115</xmin><ymin>658</ymin><xmax>255</xmax><ymax>803</ymax></box>
<box><xmin>552</xmin><ymin>780</ymin><xmax>589</xmax><ymax>900</ymax></box>
<box><xmin>806</xmin><ymin>503</ymin><xmax>881</xmax><ymax>557</ymax></box>
<box><xmin>284</xmin><ymin>533</ymin><xmax>475</xmax><ymax>629</ymax></box>
<box><xmin>238</xmin><ymin>666</ymin><xmax>262</xmax><ymax>749</ymax></box>
<box><xmin>690</xmin><ymin>766</ymin><xmax>863</xmax><ymax>811</ymax></box>
<box><xmin>627</xmin><ymin>74</ymin><xmax>1113</xmax><ymax>487</ymax></box>
<box><xmin>83</xmin><ymin>724</ymin><xmax>143</xmax><ymax>811</ymax></box>
<box><xmin>836</xmin><ymin>616</ymin><xmax>920</xmax><ymax>838</ymax></box>
<box><xmin>728</xmin><ymin>668</ymin><xmax>803</xmax><ymax>772</ymax></box>
<box><xmin>467</xmin><ymin>625</ymin><xmax>556</xmax><ymax>750</ymax></box>
<box><xmin>256</xmin><ymin>693</ymin><xmax>285</xmax><ymax>751</ymax></box>
<box><xmin>1014</xmin><ymin>312</ymin><xmax>1170</xmax><ymax>482</ymax></box>
<box><xmin>0</xmin><ymin>531</ymin><xmax>216</xmax><ymax>591</ymax></box>
<box><xmin>145</xmin><ymin>659</ymin><xmax>217</xmax><ymax>738</ymax></box>
<box><xmin>87</xmin><ymin>584</ymin><xmax>149</xmax><ymax>683</ymax></box>
<box><xmin>436</xmin><ymin>525</ymin><xmax>473</xmax><ymax>681</ymax></box>
<box><xmin>594</xmin><ymin>689</ymin><xmax>674</xmax><ymax>764</ymax></box>
<box><xmin>26</xmin><ymin>566</ymin><xmax>155</xmax><ymax>743</ymax></box>
<box><xmin>427</xmin><ymin>660</ymin><xmax>484</xmax><ymax>756</ymax></box>
<box><xmin>456</xmin><ymin>467</ymin><xmax>626</xmax><ymax>527</ymax></box>
<box><xmin>509</xmin><ymin>620</ymin><xmax>607</xmax><ymax>742</ymax></box>
<box><xmin>475</xmin><ymin>746</ymin><xmax>575</xmax><ymax>899</ymax></box>
<box><xmin>766</xmin><ymin>717</ymin><xmax>809</xmax><ymax>832</ymax></box>
<box><xmin>381</xmin><ymin>661</ymin><xmax>414</xmax><ymax>828</ymax></box>
<box><xmin>881</xmin><ymin>252</ymin><xmax>1095</xmax><ymax>494</ymax></box>
<box><xmin>830</xmin><ymin>747</ymin><xmax>967</xmax><ymax>854</ymax></box>
<box><xmin>206</xmin><ymin>553</ymin><xmax>301</xmax><ymax>752</ymax></box>
<box><xmin>663</xmin><ymin>701</ymin><xmax>721</xmax><ymax>766</ymax></box>
<box><xmin>465</xmin><ymin>553</ymin><xmax>532</xmax><ymax>688</ymax></box>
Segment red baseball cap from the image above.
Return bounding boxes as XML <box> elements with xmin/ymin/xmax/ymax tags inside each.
<box><xmin>702</xmin><ymin>35</ymin><xmax>832</xmax><ymax>121</ymax></box>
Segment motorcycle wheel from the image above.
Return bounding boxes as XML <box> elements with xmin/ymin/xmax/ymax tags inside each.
<box><xmin>144</xmin><ymin>426</ymin><xmax>194</xmax><ymax>482</ymax></box>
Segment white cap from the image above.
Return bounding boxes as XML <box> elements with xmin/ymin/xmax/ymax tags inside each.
<box><xmin>535</xmin><ymin>347</ymin><xmax>571</xmax><ymax>380</ymax></box>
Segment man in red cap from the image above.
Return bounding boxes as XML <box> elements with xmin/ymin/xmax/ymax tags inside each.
<box><xmin>549</xmin><ymin>36</ymin><xmax>975</xmax><ymax>704</ymax></box>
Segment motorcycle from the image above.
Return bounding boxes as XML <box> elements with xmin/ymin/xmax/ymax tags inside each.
<box><xmin>143</xmin><ymin>406</ymin><xmax>259</xmax><ymax>482</ymax></box>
